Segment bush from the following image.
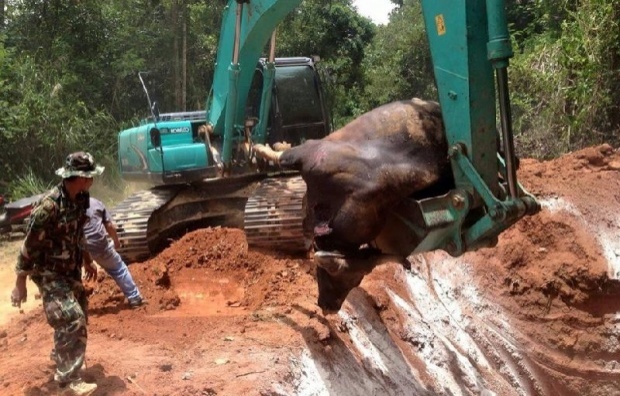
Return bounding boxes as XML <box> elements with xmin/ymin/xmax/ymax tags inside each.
<box><xmin>510</xmin><ymin>0</ymin><xmax>620</xmax><ymax>159</ymax></box>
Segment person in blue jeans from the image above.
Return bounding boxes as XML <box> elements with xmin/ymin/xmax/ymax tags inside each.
<box><xmin>84</xmin><ymin>197</ymin><xmax>143</xmax><ymax>307</ymax></box>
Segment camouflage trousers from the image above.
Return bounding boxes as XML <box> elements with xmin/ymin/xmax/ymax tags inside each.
<box><xmin>32</xmin><ymin>275</ymin><xmax>88</xmax><ymax>384</ymax></box>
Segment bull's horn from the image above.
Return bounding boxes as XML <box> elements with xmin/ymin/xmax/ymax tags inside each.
<box><xmin>253</xmin><ymin>143</ymin><xmax>282</xmax><ymax>163</ymax></box>
<box><xmin>314</xmin><ymin>250</ymin><xmax>345</xmax><ymax>259</ymax></box>
<box><xmin>273</xmin><ymin>141</ymin><xmax>292</xmax><ymax>151</ymax></box>
<box><xmin>314</xmin><ymin>250</ymin><xmax>347</xmax><ymax>274</ymax></box>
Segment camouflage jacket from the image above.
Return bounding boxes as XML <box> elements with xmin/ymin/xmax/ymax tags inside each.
<box><xmin>15</xmin><ymin>183</ymin><xmax>88</xmax><ymax>278</ymax></box>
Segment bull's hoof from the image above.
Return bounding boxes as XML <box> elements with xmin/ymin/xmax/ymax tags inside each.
<box><xmin>317</xmin><ymin>290</ymin><xmax>346</xmax><ymax>315</ymax></box>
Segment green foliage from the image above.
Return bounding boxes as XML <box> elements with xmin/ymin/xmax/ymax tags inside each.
<box><xmin>361</xmin><ymin>0</ymin><xmax>435</xmax><ymax>111</ymax></box>
<box><xmin>0</xmin><ymin>52</ymin><xmax>118</xmax><ymax>184</ymax></box>
<box><xmin>510</xmin><ymin>0</ymin><xmax>620</xmax><ymax>159</ymax></box>
<box><xmin>506</xmin><ymin>0</ymin><xmax>574</xmax><ymax>46</ymax></box>
<box><xmin>7</xmin><ymin>170</ymin><xmax>53</xmax><ymax>199</ymax></box>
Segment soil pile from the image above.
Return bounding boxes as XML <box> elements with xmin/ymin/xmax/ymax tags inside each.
<box><xmin>1</xmin><ymin>144</ymin><xmax>620</xmax><ymax>395</ymax></box>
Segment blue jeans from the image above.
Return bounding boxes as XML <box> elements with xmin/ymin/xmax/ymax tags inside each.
<box><xmin>91</xmin><ymin>241</ymin><xmax>141</xmax><ymax>302</ymax></box>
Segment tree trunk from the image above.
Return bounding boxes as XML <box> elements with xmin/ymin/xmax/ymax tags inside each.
<box><xmin>182</xmin><ymin>0</ymin><xmax>187</xmax><ymax>111</ymax></box>
<box><xmin>0</xmin><ymin>0</ymin><xmax>5</xmax><ymax>29</ymax></box>
<box><xmin>173</xmin><ymin>0</ymin><xmax>181</xmax><ymax>109</ymax></box>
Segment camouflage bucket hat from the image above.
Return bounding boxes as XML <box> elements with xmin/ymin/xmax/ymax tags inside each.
<box><xmin>55</xmin><ymin>151</ymin><xmax>105</xmax><ymax>178</ymax></box>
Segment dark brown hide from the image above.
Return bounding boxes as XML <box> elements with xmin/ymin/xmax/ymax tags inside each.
<box><xmin>279</xmin><ymin>98</ymin><xmax>450</xmax><ymax>253</ymax></box>
<box><xmin>265</xmin><ymin>98</ymin><xmax>451</xmax><ymax>311</ymax></box>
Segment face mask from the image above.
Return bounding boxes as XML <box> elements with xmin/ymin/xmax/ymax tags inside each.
<box><xmin>76</xmin><ymin>191</ymin><xmax>90</xmax><ymax>210</ymax></box>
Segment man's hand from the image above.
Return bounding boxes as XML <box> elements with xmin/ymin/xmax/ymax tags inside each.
<box><xmin>11</xmin><ymin>275</ymin><xmax>27</xmax><ymax>308</ymax></box>
<box><xmin>83</xmin><ymin>261</ymin><xmax>98</xmax><ymax>282</ymax></box>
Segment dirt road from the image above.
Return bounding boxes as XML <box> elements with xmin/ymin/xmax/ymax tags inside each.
<box><xmin>1</xmin><ymin>144</ymin><xmax>620</xmax><ymax>395</ymax></box>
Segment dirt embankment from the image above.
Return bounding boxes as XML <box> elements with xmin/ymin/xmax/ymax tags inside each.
<box><xmin>1</xmin><ymin>144</ymin><xmax>620</xmax><ymax>395</ymax></box>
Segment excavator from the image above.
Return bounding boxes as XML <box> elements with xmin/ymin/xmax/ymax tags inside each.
<box><xmin>113</xmin><ymin>1</ymin><xmax>330</xmax><ymax>262</ymax></box>
<box><xmin>112</xmin><ymin>0</ymin><xmax>539</xmax><ymax>263</ymax></box>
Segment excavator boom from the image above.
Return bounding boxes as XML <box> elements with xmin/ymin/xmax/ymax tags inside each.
<box><xmin>207</xmin><ymin>0</ymin><xmax>303</xmax><ymax>136</ymax></box>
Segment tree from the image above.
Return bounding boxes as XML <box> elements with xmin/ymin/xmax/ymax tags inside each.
<box><xmin>276</xmin><ymin>0</ymin><xmax>375</xmax><ymax>126</ymax></box>
<box><xmin>510</xmin><ymin>0</ymin><xmax>620</xmax><ymax>158</ymax></box>
<box><xmin>0</xmin><ymin>0</ymin><xmax>5</xmax><ymax>28</ymax></box>
<box><xmin>361</xmin><ymin>0</ymin><xmax>434</xmax><ymax>110</ymax></box>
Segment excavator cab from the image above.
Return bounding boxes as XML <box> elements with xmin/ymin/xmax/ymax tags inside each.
<box><xmin>246</xmin><ymin>57</ymin><xmax>330</xmax><ymax>147</ymax></box>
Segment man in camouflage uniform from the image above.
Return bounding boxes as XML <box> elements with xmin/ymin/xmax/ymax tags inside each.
<box><xmin>11</xmin><ymin>152</ymin><xmax>102</xmax><ymax>396</ymax></box>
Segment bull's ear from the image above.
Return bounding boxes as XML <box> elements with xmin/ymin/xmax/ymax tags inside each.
<box><xmin>314</xmin><ymin>250</ymin><xmax>348</xmax><ymax>274</ymax></box>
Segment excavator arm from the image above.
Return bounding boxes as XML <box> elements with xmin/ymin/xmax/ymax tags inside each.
<box><xmin>206</xmin><ymin>0</ymin><xmax>304</xmax><ymax>167</ymax></box>
<box><xmin>385</xmin><ymin>0</ymin><xmax>540</xmax><ymax>257</ymax></box>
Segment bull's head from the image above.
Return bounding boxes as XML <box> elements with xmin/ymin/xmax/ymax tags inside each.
<box><xmin>314</xmin><ymin>249</ymin><xmax>407</xmax><ymax>314</ymax></box>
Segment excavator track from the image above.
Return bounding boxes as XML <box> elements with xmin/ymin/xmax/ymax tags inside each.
<box><xmin>244</xmin><ymin>175</ymin><xmax>311</xmax><ymax>252</ymax></box>
<box><xmin>112</xmin><ymin>188</ymin><xmax>175</xmax><ymax>263</ymax></box>
<box><xmin>111</xmin><ymin>174</ymin><xmax>310</xmax><ymax>263</ymax></box>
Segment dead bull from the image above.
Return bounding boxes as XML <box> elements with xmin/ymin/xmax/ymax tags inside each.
<box><xmin>254</xmin><ymin>98</ymin><xmax>452</xmax><ymax>313</ymax></box>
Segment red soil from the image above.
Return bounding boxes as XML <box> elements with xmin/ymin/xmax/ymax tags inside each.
<box><xmin>2</xmin><ymin>144</ymin><xmax>620</xmax><ymax>395</ymax></box>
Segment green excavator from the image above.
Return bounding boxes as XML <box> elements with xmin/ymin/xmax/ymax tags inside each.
<box><xmin>113</xmin><ymin>1</ymin><xmax>329</xmax><ymax>262</ymax></box>
<box><xmin>112</xmin><ymin>0</ymin><xmax>539</xmax><ymax>263</ymax></box>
